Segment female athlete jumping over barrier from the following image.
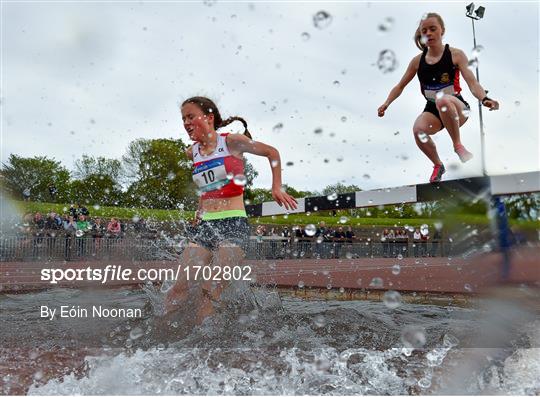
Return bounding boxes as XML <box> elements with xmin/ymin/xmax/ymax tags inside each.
<box><xmin>378</xmin><ymin>12</ymin><xmax>499</xmax><ymax>183</ymax></box>
<box><xmin>164</xmin><ymin>96</ymin><xmax>297</xmax><ymax>323</ymax></box>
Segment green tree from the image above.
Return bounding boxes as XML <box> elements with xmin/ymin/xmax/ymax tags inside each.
<box><xmin>0</xmin><ymin>154</ymin><xmax>70</xmax><ymax>202</ymax></box>
<box><xmin>122</xmin><ymin>138</ymin><xmax>197</xmax><ymax>210</ymax></box>
<box><xmin>73</xmin><ymin>155</ymin><xmax>123</xmax><ymax>183</ymax></box>
<box><xmin>321</xmin><ymin>182</ymin><xmax>360</xmax><ymax>196</ymax></box>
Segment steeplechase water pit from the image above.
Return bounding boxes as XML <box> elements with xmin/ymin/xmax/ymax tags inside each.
<box><xmin>1</xmin><ymin>172</ymin><xmax>539</xmax><ymax>395</ymax></box>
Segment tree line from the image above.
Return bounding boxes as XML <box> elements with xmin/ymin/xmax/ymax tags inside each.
<box><xmin>1</xmin><ymin>137</ymin><xmax>537</xmax><ymax>221</ymax></box>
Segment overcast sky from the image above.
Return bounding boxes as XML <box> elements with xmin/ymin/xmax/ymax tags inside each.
<box><xmin>2</xmin><ymin>1</ymin><xmax>539</xmax><ymax>193</ymax></box>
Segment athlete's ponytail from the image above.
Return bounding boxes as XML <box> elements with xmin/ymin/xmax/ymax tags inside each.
<box><xmin>182</xmin><ymin>96</ymin><xmax>252</xmax><ymax>139</ymax></box>
<box><xmin>219</xmin><ymin>116</ymin><xmax>252</xmax><ymax>140</ymax></box>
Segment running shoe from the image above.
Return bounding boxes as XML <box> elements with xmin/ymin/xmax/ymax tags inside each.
<box><xmin>454</xmin><ymin>144</ymin><xmax>473</xmax><ymax>163</ymax></box>
<box><xmin>429</xmin><ymin>163</ymin><xmax>445</xmax><ymax>183</ymax></box>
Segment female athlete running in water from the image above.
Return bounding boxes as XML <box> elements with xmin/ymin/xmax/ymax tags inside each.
<box><xmin>164</xmin><ymin>96</ymin><xmax>297</xmax><ymax>323</ymax></box>
<box><xmin>378</xmin><ymin>12</ymin><xmax>499</xmax><ymax>183</ymax></box>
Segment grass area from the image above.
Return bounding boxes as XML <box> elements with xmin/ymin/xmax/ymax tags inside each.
<box><xmin>12</xmin><ymin>200</ymin><xmax>539</xmax><ymax>230</ymax></box>
<box><xmin>13</xmin><ymin>200</ymin><xmax>189</xmax><ymax>222</ymax></box>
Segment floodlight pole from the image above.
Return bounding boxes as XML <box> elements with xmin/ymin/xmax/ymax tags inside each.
<box><xmin>466</xmin><ymin>6</ymin><xmax>487</xmax><ymax>177</ymax></box>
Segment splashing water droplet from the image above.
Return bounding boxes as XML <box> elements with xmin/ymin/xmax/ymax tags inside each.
<box><xmin>304</xmin><ymin>224</ymin><xmax>317</xmax><ymax>236</ymax></box>
<box><xmin>75</xmin><ymin>230</ymin><xmax>84</xmax><ymax>237</ymax></box>
<box><xmin>401</xmin><ymin>326</ymin><xmax>426</xmax><ymax>349</ymax></box>
<box><xmin>392</xmin><ymin>264</ymin><xmax>401</xmax><ymax>275</ymax></box>
<box><xmin>286</xmin><ymin>161</ymin><xmax>294</xmax><ymax>166</ymax></box>
<box><xmin>333</xmin><ymin>80</ymin><xmax>340</xmax><ymax>86</ymax></box>
<box><xmin>363</xmin><ymin>174</ymin><xmax>371</xmax><ymax>179</ymax></box>
<box><xmin>377</xmin><ymin>49</ymin><xmax>398</xmax><ymax>73</ymax></box>
<box><xmin>464</xmin><ymin>283</ymin><xmax>473</xmax><ymax>292</ymax></box>
<box><xmin>461</xmin><ymin>108</ymin><xmax>471</xmax><ymax>118</ymax></box>
<box><xmin>383</xmin><ymin>290</ymin><xmax>402</xmax><ymax>309</ymax></box>
<box><xmin>271</xmin><ymin>160</ymin><xmax>279</xmax><ymax>168</ymax></box>
<box><xmin>301</xmin><ymin>32</ymin><xmax>311</xmax><ymax>41</ymax></box>
<box><xmin>339</xmin><ymin>216</ymin><xmax>348</xmax><ymax>224</ymax></box>
<box><xmin>130</xmin><ymin>327</ymin><xmax>144</xmax><ymax>340</ymax></box>
<box><xmin>443</xmin><ymin>333</ymin><xmax>460</xmax><ymax>348</ymax></box>
<box><xmin>298</xmin><ymin>280</ymin><xmax>305</xmax><ymax>288</ymax></box>
<box><xmin>313</xmin><ymin>10</ymin><xmax>332</xmax><ymax>29</ymax></box>
<box><xmin>313</xmin><ymin>314</ymin><xmax>326</xmax><ymax>327</ymax></box>
<box><xmin>340</xmin><ymin>116</ymin><xmax>347</xmax><ymax>122</ymax></box>
<box><xmin>314</xmin><ymin>127</ymin><xmax>323</xmax><ymax>135</ymax></box>
<box><xmin>514</xmin><ymin>100</ymin><xmax>521</xmax><ymax>107</ymax></box>
<box><xmin>441</xmin><ymin>106</ymin><xmax>447</xmax><ymax>112</ymax></box>
<box><xmin>417</xmin><ymin>132</ymin><xmax>429</xmax><ymax>143</ymax></box>
<box><xmin>436</xmin><ymin>91</ymin><xmax>445</xmax><ymax>100</ymax></box>
<box><xmin>420</xmin><ymin>224</ymin><xmax>429</xmax><ymax>236</ymax></box>
<box><xmin>233</xmin><ymin>174</ymin><xmax>247</xmax><ymax>186</ymax></box>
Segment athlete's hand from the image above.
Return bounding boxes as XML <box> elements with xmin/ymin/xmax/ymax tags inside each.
<box><xmin>272</xmin><ymin>187</ymin><xmax>298</xmax><ymax>211</ymax></box>
<box><xmin>483</xmin><ymin>99</ymin><xmax>499</xmax><ymax>111</ymax></box>
<box><xmin>377</xmin><ymin>103</ymin><xmax>388</xmax><ymax>117</ymax></box>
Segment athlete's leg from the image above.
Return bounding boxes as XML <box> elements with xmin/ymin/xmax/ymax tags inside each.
<box><xmin>412</xmin><ymin>112</ymin><xmax>444</xmax><ymax>165</ymax></box>
<box><xmin>164</xmin><ymin>243</ymin><xmax>212</xmax><ymax>313</ymax></box>
<box><xmin>435</xmin><ymin>95</ymin><xmax>472</xmax><ymax>162</ymax></box>
<box><xmin>194</xmin><ymin>244</ymin><xmax>245</xmax><ymax>325</ymax></box>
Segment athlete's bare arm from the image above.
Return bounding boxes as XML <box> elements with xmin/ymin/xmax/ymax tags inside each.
<box><xmin>452</xmin><ymin>48</ymin><xmax>499</xmax><ymax>110</ymax></box>
<box><xmin>226</xmin><ymin>134</ymin><xmax>298</xmax><ymax>210</ymax></box>
<box><xmin>378</xmin><ymin>54</ymin><xmax>421</xmax><ymax>117</ymax></box>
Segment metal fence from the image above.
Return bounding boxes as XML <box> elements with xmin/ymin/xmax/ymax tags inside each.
<box><xmin>0</xmin><ymin>236</ymin><xmax>452</xmax><ymax>262</ymax></box>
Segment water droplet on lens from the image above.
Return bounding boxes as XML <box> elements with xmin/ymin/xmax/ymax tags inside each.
<box><xmin>464</xmin><ymin>283</ymin><xmax>473</xmax><ymax>292</ymax></box>
<box><xmin>369</xmin><ymin>277</ymin><xmax>383</xmax><ymax>287</ymax></box>
<box><xmin>286</xmin><ymin>161</ymin><xmax>294</xmax><ymax>166</ymax></box>
<box><xmin>314</xmin><ymin>127</ymin><xmax>323</xmax><ymax>135</ymax></box>
<box><xmin>363</xmin><ymin>174</ymin><xmax>371</xmax><ymax>179</ymax></box>
<box><xmin>313</xmin><ymin>10</ymin><xmax>332</xmax><ymax>29</ymax></box>
<box><xmin>301</xmin><ymin>32</ymin><xmax>311</xmax><ymax>41</ymax></box>
<box><xmin>468</xmin><ymin>59</ymin><xmax>478</xmax><ymax>68</ymax></box>
<box><xmin>333</xmin><ymin>80</ymin><xmax>340</xmax><ymax>86</ymax></box>
<box><xmin>378</xmin><ymin>17</ymin><xmax>394</xmax><ymax>32</ymax></box>
<box><xmin>383</xmin><ymin>290</ymin><xmax>402</xmax><ymax>309</ymax></box>
<box><xmin>420</xmin><ymin>224</ymin><xmax>429</xmax><ymax>236</ymax></box>
<box><xmin>304</xmin><ymin>224</ymin><xmax>317</xmax><ymax>236</ymax></box>
<box><xmin>339</xmin><ymin>216</ymin><xmax>348</xmax><ymax>224</ymax></box>
<box><xmin>436</xmin><ymin>91</ymin><xmax>444</xmax><ymax>100</ymax></box>
<box><xmin>272</xmin><ymin>122</ymin><xmax>283</xmax><ymax>132</ymax></box>
<box><xmin>514</xmin><ymin>100</ymin><xmax>520</xmax><ymax>106</ymax></box>
<box><xmin>75</xmin><ymin>230</ymin><xmax>84</xmax><ymax>237</ymax></box>
<box><xmin>392</xmin><ymin>264</ymin><xmax>401</xmax><ymax>275</ymax></box>
<box><xmin>327</xmin><ymin>192</ymin><xmax>338</xmax><ymax>201</ymax></box>
<box><xmin>298</xmin><ymin>280</ymin><xmax>305</xmax><ymax>288</ymax></box>
<box><xmin>471</xmin><ymin>44</ymin><xmax>484</xmax><ymax>58</ymax></box>
<box><xmin>418</xmin><ymin>378</ymin><xmax>431</xmax><ymax>389</ymax></box>
<box><xmin>341</xmin><ymin>116</ymin><xmax>347</xmax><ymax>122</ymax></box>
<box><xmin>397</xmin><ymin>254</ymin><xmax>403</xmax><ymax>260</ymax></box>
<box><xmin>417</xmin><ymin>132</ymin><xmax>430</xmax><ymax>144</ymax></box>
<box><xmin>377</xmin><ymin>49</ymin><xmax>398</xmax><ymax>73</ymax></box>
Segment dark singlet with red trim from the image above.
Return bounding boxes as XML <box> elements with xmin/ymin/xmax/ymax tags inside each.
<box><xmin>417</xmin><ymin>44</ymin><xmax>462</xmax><ymax>102</ymax></box>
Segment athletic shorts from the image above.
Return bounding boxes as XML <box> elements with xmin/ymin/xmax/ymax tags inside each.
<box><xmin>423</xmin><ymin>94</ymin><xmax>470</xmax><ymax>123</ymax></box>
<box><xmin>185</xmin><ymin>215</ymin><xmax>250</xmax><ymax>251</ymax></box>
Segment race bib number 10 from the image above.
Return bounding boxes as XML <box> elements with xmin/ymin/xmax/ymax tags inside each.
<box><xmin>193</xmin><ymin>158</ymin><xmax>229</xmax><ymax>192</ymax></box>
